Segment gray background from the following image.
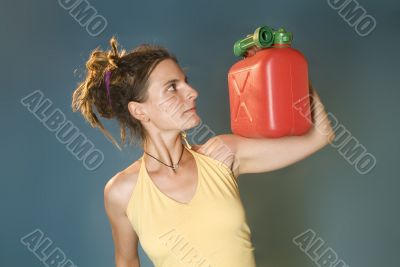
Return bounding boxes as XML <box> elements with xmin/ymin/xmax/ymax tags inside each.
<box><xmin>1</xmin><ymin>0</ymin><xmax>399</xmax><ymax>266</ymax></box>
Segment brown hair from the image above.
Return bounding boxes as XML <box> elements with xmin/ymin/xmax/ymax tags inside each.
<box><xmin>71</xmin><ymin>36</ymin><xmax>178</xmax><ymax>150</ymax></box>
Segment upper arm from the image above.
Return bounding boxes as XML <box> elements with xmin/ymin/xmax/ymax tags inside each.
<box><xmin>208</xmin><ymin>131</ymin><xmax>331</xmax><ymax>176</ymax></box>
<box><xmin>104</xmin><ymin>175</ymin><xmax>140</xmax><ymax>267</ymax></box>
<box><xmin>234</xmin><ymin>131</ymin><xmax>330</xmax><ymax>174</ymax></box>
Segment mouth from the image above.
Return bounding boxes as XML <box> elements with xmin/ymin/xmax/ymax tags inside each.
<box><xmin>184</xmin><ymin>106</ymin><xmax>197</xmax><ymax>113</ymax></box>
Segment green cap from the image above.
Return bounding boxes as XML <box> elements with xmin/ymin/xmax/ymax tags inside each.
<box><xmin>233</xmin><ymin>26</ymin><xmax>274</xmax><ymax>57</ymax></box>
<box><xmin>273</xmin><ymin>28</ymin><xmax>292</xmax><ymax>44</ymax></box>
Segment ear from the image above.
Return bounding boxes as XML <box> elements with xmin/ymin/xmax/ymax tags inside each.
<box><xmin>128</xmin><ymin>101</ymin><xmax>149</xmax><ymax>122</ymax></box>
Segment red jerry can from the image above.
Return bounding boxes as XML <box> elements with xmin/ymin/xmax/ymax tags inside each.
<box><xmin>228</xmin><ymin>26</ymin><xmax>312</xmax><ymax>138</ymax></box>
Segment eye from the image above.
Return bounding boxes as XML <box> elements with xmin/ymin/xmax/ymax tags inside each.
<box><xmin>167</xmin><ymin>83</ymin><xmax>177</xmax><ymax>92</ymax></box>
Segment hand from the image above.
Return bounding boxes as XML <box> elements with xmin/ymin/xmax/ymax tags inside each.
<box><xmin>308</xmin><ymin>82</ymin><xmax>336</xmax><ymax>143</ymax></box>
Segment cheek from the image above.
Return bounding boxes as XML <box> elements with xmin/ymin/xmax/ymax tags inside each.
<box><xmin>156</xmin><ymin>96</ymin><xmax>185</xmax><ymax>117</ymax></box>
<box><xmin>148</xmin><ymin>101</ymin><xmax>182</xmax><ymax>128</ymax></box>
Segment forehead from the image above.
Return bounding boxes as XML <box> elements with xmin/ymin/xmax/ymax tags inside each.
<box><xmin>148</xmin><ymin>59</ymin><xmax>184</xmax><ymax>86</ymax></box>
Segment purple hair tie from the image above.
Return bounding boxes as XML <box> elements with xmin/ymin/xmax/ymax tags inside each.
<box><xmin>104</xmin><ymin>70</ymin><xmax>112</xmax><ymax>106</ymax></box>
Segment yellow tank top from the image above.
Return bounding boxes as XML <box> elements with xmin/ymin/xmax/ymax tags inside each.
<box><xmin>125</xmin><ymin>145</ymin><xmax>256</xmax><ymax>267</ymax></box>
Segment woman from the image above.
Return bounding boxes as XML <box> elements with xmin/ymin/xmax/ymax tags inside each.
<box><xmin>71</xmin><ymin>37</ymin><xmax>335</xmax><ymax>267</ymax></box>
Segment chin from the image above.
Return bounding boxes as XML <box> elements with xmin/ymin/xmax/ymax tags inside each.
<box><xmin>180</xmin><ymin>113</ymin><xmax>201</xmax><ymax>131</ymax></box>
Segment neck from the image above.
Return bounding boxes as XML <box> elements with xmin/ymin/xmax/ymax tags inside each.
<box><xmin>142</xmin><ymin>131</ymin><xmax>187</xmax><ymax>174</ymax></box>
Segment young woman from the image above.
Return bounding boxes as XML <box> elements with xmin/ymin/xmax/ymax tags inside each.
<box><xmin>71</xmin><ymin>37</ymin><xmax>335</xmax><ymax>267</ymax></box>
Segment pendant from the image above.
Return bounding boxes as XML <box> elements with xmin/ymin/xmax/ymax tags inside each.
<box><xmin>172</xmin><ymin>163</ymin><xmax>179</xmax><ymax>170</ymax></box>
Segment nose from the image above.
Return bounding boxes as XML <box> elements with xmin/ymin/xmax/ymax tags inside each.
<box><xmin>186</xmin><ymin>84</ymin><xmax>198</xmax><ymax>101</ymax></box>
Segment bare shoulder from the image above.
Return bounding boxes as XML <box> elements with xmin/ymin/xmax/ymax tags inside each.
<box><xmin>192</xmin><ymin>134</ymin><xmax>239</xmax><ymax>178</ymax></box>
<box><xmin>104</xmin><ymin>159</ymin><xmax>142</xmax><ymax>216</ymax></box>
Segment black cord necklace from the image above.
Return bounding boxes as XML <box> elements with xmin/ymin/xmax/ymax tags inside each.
<box><xmin>144</xmin><ymin>143</ymin><xmax>185</xmax><ymax>172</ymax></box>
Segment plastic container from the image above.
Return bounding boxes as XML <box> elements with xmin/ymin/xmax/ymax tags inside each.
<box><xmin>228</xmin><ymin>26</ymin><xmax>312</xmax><ymax>138</ymax></box>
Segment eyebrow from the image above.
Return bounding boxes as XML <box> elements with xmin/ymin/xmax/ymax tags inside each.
<box><xmin>162</xmin><ymin>75</ymin><xmax>188</xmax><ymax>87</ymax></box>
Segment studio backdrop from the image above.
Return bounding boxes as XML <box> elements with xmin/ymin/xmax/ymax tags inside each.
<box><xmin>1</xmin><ymin>0</ymin><xmax>398</xmax><ymax>266</ymax></box>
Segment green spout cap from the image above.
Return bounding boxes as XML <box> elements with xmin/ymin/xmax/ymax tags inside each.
<box><xmin>233</xmin><ymin>26</ymin><xmax>274</xmax><ymax>57</ymax></box>
<box><xmin>233</xmin><ymin>26</ymin><xmax>293</xmax><ymax>56</ymax></box>
<box><xmin>273</xmin><ymin>28</ymin><xmax>292</xmax><ymax>44</ymax></box>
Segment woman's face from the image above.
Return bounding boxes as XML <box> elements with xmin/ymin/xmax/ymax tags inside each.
<box><xmin>132</xmin><ymin>58</ymin><xmax>200</xmax><ymax>132</ymax></box>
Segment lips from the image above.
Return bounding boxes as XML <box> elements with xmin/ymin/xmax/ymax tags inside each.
<box><xmin>184</xmin><ymin>106</ymin><xmax>196</xmax><ymax>112</ymax></box>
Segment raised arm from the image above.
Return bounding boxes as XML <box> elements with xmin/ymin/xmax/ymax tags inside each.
<box><xmin>200</xmin><ymin>82</ymin><xmax>335</xmax><ymax>176</ymax></box>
